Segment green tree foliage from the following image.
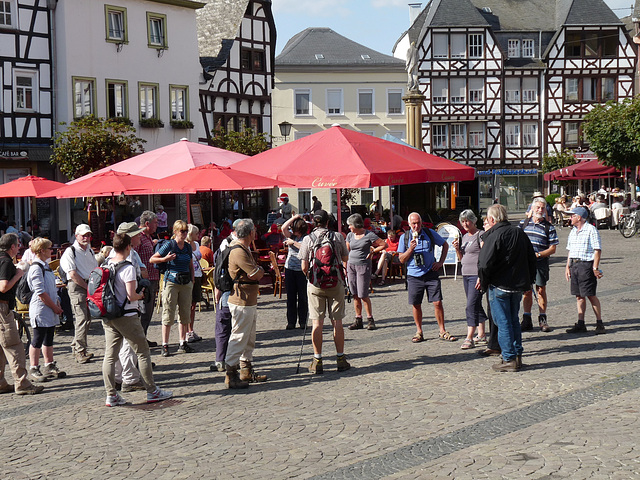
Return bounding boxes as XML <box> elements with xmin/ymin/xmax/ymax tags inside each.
<box><xmin>51</xmin><ymin>116</ymin><xmax>146</xmax><ymax>180</ymax></box>
<box><xmin>583</xmin><ymin>97</ymin><xmax>640</xmax><ymax>170</ymax></box>
<box><xmin>541</xmin><ymin>148</ymin><xmax>576</xmax><ymax>173</ymax></box>
<box><xmin>210</xmin><ymin>128</ymin><xmax>270</xmax><ymax>156</ymax></box>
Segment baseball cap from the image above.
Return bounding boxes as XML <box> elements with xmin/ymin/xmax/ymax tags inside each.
<box><xmin>117</xmin><ymin>222</ymin><xmax>144</xmax><ymax>237</ymax></box>
<box><xmin>567</xmin><ymin>206</ymin><xmax>589</xmax><ymax>220</ymax></box>
<box><xmin>75</xmin><ymin>224</ymin><xmax>92</xmax><ymax>236</ymax></box>
<box><xmin>157</xmin><ymin>205</ymin><xmax>164</xmax><ymax>210</ymax></box>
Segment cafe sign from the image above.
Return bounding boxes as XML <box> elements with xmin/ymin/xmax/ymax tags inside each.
<box><xmin>0</xmin><ymin>150</ymin><xmax>28</xmax><ymax>160</ymax></box>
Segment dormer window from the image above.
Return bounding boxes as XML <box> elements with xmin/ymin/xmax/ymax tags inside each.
<box><xmin>361</xmin><ymin>54</ymin><xmax>371</xmax><ymax>60</ymax></box>
<box><xmin>315</xmin><ymin>54</ymin><xmax>324</xmax><ymax>60</ymax></box>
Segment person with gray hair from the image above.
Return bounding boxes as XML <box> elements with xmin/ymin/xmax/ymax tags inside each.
<box><xmin>135</xmin><ymin>210</ymin><xmax>159</xmax><ymax>343</ymax></box>
<box><xmin>518</xmin><ymin>197</ymin><xmax>559</xmax><ymax>332</ymax></box>
<box><xmin>452</xmin><ymin>209</ymin><xmax>488</xmax><ymax>349</ymax></box>
<box><xmin>224</xmin><ymin>218</ymin><xmax>267</xmax><ymax>389</ymax></box>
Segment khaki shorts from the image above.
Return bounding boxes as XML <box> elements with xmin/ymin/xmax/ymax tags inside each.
<box><xmin>307</xmin><ymin>282</ymin><xmax>345</xmax><ymax>322</ymax></box>
<box><xmin>161</xmin><ymin>280</ymin><xmax>193</xmax><ymax>326</ymax></box>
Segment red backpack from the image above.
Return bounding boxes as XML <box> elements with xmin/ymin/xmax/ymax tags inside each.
<box><xmin>307</xmin><ymin>231</ymin><xmax>344</xmax><ymax>289</ymax></box>
<box><xmin>87</xmin><ymin>261</ymin><xmax>137</xmax><ymax>320</ymax></box>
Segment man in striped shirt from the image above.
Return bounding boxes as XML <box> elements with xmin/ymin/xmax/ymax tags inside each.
<box><xmin>519</xmin><ymin>197</ymin><xmax>559</xmax><ymax>332</ymax></box>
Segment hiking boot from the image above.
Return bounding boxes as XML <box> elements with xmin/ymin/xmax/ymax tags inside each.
<box><xmin>177</xmin><ymin>343</ymin><xmax>195</xmax><ymax>354</ymax></box>
<box><xmin>105</xmin><ymin>393</ymin><xmax>127</xmax><ymax>407</ymax></box>
<box><xmin>595</xmin><ymin>322</ymin><xmax>606</xmax><ymax>334</ymax></box>
<box><xmin>147</xmin><ymin>388</ymin><xmax>173</xmax><ymax>403</ymax></box>
<box><xmin>147</xmin><ymin>340</ymin><xmax>158</xmax><ymax>348</ymax></box>
<box><xmin>15</xmin><ymin>384</ymin><xmax>44</xmax><ymax>395</ymax></box>
<box><xmin>122</xmin><ymin>380</ymin><xmax>146</xmax><ymax>393</ymax></box>
<box><xmin>520</xmin><ymin>315</ymin><xmax>534</xmax><ymax>332</ymax></box>
<box><xmin>29</xmin><ymin>366</ymin><xmax>49</xmax><ymax>383</ymax></box>
<box><xmin>41</xmin><ymin>362</ymin><xmax>66</xmax><ymax>379</ymax></box>
<box><xmin>161</xmin><ymin>345</ymin><xmax>171</xmax><ymax>357</ymax></box>
<box><xmin>75</xmin><ymin>351</ymin><xmax>92</xmax><ymax>364</ymax></box>
<box><xmin>516</xmin><ymin>355</ymin><xmax>523</xmax><ymax>370</ymax></box>
<box><xmin>0</xmin><ymin>383</ymin><xmax>14</xmax><ymax>394</ymax></box>
<box><xmin>186</xmin><ymin>331</ymin><xmax>202</xmax><ymax>343</ymax></box>
<box><xmin>538</xmin><ymin>316</ymin><xmax>552</xmax><ymax>332</ymax></box>
<box><xmin>309</xmin><ymin>358</ymin><xmax>323</xmax><ymax>374</ymax></box>
<box><xmin>348</xmin><ymin>318</ymin><xmax>364</xmax><ymax>330</ymax></box>
<box><xmin>492</xmin><ymin>359</ymin><xmax>519</xmax><ymax>372</ymax></box>
<box><xmin>566</xmin><ymin>322</ymin><xmax>587</xmax><ymax>333</ymax></box>
<box><xmin>478</xmin><ymin>348</ymin><xmax>501</xmax><ymax>357</ymax></box>
<box><xmin>239</xmin><ymin>360</ymin><xmax>267</xmax><ymax>383</ymax></box>
<box><xmin>366</xmin><ymin>318</ymin><xmax>376</xmax><ymax>331</ymax></box>
<box><xmin>336</xmin><ymin>354</ymin><xmax>351</xmax><ymax>372</ymax></box>
<box><xmin>225</xmin><ymin>365</ymin><xmax>249</xmax><ymax>389</ymax></box>
<box><xmin>210</xmin><ymin>361</ymin><xmax>225</xmax><ymax>372</ymax></box>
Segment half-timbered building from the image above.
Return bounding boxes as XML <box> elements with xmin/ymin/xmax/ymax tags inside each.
<box><xmin>394</xmin><ymin>0</ymin><xmax>636</xmax><ymax>211</ymax></box>
<box><xmin>197</xmin><ymin>0</ymin><xmax>275</xmax><ymax>141</ymax></box>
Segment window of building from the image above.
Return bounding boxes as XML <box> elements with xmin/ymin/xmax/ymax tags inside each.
<box><xmin>468</xmin><ymin>34</ymin><xmax>483</xmax><ymax>58</ymax></box>
<box><xmin>298</xmin><ymin>189</ymin><xmax>311</xmax><ymax>214</ymax></box>
<box><xmin>565</xmin><ymin>78</ymin><xmax>579</xmax><ymax>101</ymax></box>
<box><xmin>507</xmin><ymin>39</ymin><xmax>520</xmax><ymax>58</ymax></box>
<box><xmin>566</xmin><ymin>31</ymin><xmax>618</xmax><ymax>58</ymax></box>
<box><xmin>147</xmin><ymin>13</ymin><xmax>167</xmax><ymax>48</ymax></box>
<box><xmin>505</xmin><ymin>78</ymin><xmax>520</xmax><ymax>103</ymax></box>
<box><xmin>14</xmin><ymin>70</ymin><xmax>37</xmax><ymax>111</ymax></box>
<box><xmin>564</xmin><ymin>122</ymin><xmax>580</xmax><ymax>146</ymax></box>
<box><xmin>432</xmin><ymin>124</ymin><xmax>448</xmax><ymax>148</ymax></box>
<box><xmin>326</xmin><ymin>89</ymin><xmax>343</xmax><ymax>115</ymax></box>
<box><xmin>294</xmin><ymin>89</ymin><xmax>311</xmax><ymax>115</ymax></box>
<box><xmin>294</xmin><ymin>131</ymin><xmax>311</xmax><ymax>140</ymax></box>
<box><xmin>170</xmin><ymin>85</ymin><xmax>188</xmax><ymax>121</ymax></box>
<box><xmin>241</xmin><ymin>48</ymin><xmax>265</xmax><ymax>72</ymax></box>
<box><xmin>505</xmin><ymin>123</ymin><xmax>520</xmax><ymax>147</ymax></box>
<box><xmin>139</xmin><ymin>83</ymin><xmax>159</xmax><ymax>119</ymax></box>
<box><xmin>451</xmin><ymin>124</ymin><xmax>466</xmax><ymax>148</ymax></box>
<box><xmin>522</xmin><ymin>39</ymin><xmax>535</xmax><ymax>58</ymax></box>
<box><xmin>360</xmin><ymin>188</ymin><xmax>374</xmax><ymax>206</ymax></box>
<box><xmin>432</xmin><ymin>79</ymin><xmax>448</xmax><ymax>104</ymax></box>
<box><xmin>387</xmin><ymin>89</ymin><xmax>403</xmax><ymax>114</ymax></box>
<box><xmin>106</xmin><ymin>80</ymin><xmax>127</xmax><ymax>118</ymax></box>
<box><xmin>450</xmin><ymin>78</ymin><xmax>466</xmax><ymax>103</ymax></box>
<box><xmin>523</xmin><ymin>123</ymin><xmax>537</xmax><ymax>147</ymax></box>
<box><xmin>522</xmin><ymin>77</ymin><xmax>537</xmax><ymax>103</ymax></box>
<box><xmin>105</xmin><ymin>5</ymin><xmax>127</xmax><ymax>43</ymax></box>
<box><xmin>358</xmin><ymin>89</ymin><xmax>374</xmax><ymax>115</ymax></box>
<box><xmin>601</xmin><ymin>77</ymin><xmax>615</xmax><ymax>101</ymax></box>
<box><xmin>451</xmin><ymin>34</ymin><xmax>466</xmax><ymax>58</ymax></box>
<box><xmin>73</xmin><ymin>77</ymin><xmax>96</xmax><ymax>118</ymax></box>
<box><xmin>469</xmin><ymin>123</ymin><xmax>484</xmax><ymax>148</ymax></box>
<box><xmin>566</xmin><ymin>77</ymin><xmax>614</xmax><ymax>102</ymax></box>
<box><xmin>602</xmin><ymin>31</ymin><xmax>617</xmax><ymax>57</ymax></box>
<box><xmin>0</xmin><ymin>0</ymin><xmax>16</xmax><ymax>28</ymax></box>
<box><xmin>584</xmin><ymin>33</ymin><xmax>598</xmax><ymax>57</ymax></box>
<box><xmin>433</xmin><ymin>33</ymin><xmax>448</xmax><ymax>58</ymax></box>
<box><xmin>583</xmin><ymin>77</ymin><xmax>598</xmax><ymax>102</ymax></box>
<box><xmin>566</xmin><ymin>32</ymin><xmax>582</xmax><ymax>57</ymax></box>
<box><xmin>468</xmin><ymin>78</ymin><xmax>484</xmax><ymax>103</ymax></box>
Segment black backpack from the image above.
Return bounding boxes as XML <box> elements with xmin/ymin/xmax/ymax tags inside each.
<box><xmin>58</xmin><ymin>246</ymin><xmax>76</xmax><ymax>285</ymax></box>
<box><xmin>16</xmin><ymin>262</ymin><xmax>46</xmax><ymax>305</ymax></box>
<box><xmin>154</xmin><ymin>239</ymin><xmax>176</xmax><ymax>275</ymax></box>
<box><xmin>213</xmin><ymin>244</ymin><xmax>259</xmax><ymax>293</ymax></box>
<box><xmin>402</xmin><ymin>228</ymin><xmax>436</xmax><ymax>252</ymax></box>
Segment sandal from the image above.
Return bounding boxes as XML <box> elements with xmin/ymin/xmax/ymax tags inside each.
<box><xmin>412</xmin><ymin>333</ymin><xmax>424</xmax><ymax>343</ymax></box>
<box><xmin>439</xmin><ymin>331</ymin><xmax>458</xmax><ymax>342</ymax></box>
<box><xmin>377</xmin><ymin>279</ymin><xmax>385</xmax><ymax>286</ymax></box>
<box><xmin>473</xmin><ymin>335</ymin><xmax>487</xmax><ymax>345</ymax></box>
<box><xmin>460</xmin><ymin>338</ymin><xmax>475</xmax><ymax>350</ymax></box>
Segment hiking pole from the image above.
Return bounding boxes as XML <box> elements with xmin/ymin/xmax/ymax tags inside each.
<box><xmin>296</xmin><ymin>320</ymin><xmax>309</xmax><ymax>374</ymax></box>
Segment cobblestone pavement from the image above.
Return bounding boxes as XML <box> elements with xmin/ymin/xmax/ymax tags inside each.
<box><xmin>2</xmin><ymin>226</ymin><xmax>639</xmax><ymax>479</ymax></box>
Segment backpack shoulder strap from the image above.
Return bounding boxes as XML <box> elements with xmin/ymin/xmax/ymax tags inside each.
<box><xmin>424</xmin><ymin>228</ymin><xmax>436</xmax><ymax>252</ymax></box>
<box><xmin>520</xmin><ymin>217</ymin><xmax>531</xmax><ymax>229</ymax></box>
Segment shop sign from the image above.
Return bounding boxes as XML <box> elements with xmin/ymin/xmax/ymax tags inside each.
<box><xmin>477</xmin><ymin>169</ymin><xmax>538</xmax><ymax>176</ymax></box>
<box><xmin>0</xmin><ymin>150</ymin><xmax>28</xmax><ymax>160</ymax></box>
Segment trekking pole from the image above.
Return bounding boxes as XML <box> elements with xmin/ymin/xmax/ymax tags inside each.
<box><xmin>296</xmin><ymin>320</ymin><xmax>309</xmax><ymax>374</ymax></box>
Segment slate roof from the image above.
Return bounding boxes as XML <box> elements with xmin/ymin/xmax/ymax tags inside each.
<box><xmin>277</xmin><ymin>28</ymin><xmax>405</xmax><ymax>68</ymax></box>
<box><xmin>196</xmin><ymin>0</ymin><xmax>249</xmax><ymax>60</ymax></box>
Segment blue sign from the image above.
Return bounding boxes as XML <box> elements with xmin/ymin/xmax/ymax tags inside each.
<box><xmin>478</xmin><ymin>169</ymin><xmax>538</xmax><ymax>175</ymax></box>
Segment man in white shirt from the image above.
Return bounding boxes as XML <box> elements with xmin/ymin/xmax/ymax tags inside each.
<box><xmin>60</xmin><ymin>224</ymin><xmax>98</xmax><ymax>363</ymax></box>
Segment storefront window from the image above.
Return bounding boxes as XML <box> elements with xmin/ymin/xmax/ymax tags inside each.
<box><xmin>478</xmin><ymin>170</ymin><xmax>539</xmax><ymax>213</ymax></box>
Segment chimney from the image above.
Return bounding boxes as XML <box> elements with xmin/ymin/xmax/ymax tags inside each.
<box><xmin>409</xmin><ymin>3</ymin><xmax>422</xmax><ymax>25</ymax></box>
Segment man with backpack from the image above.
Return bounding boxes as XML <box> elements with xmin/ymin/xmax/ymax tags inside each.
<box><xmin>60</xmin><ymin>224</ymin><xmax>98</xmax><ymax>364</ymax></box>
<box><xmin>519</xmin><ymin>197</ymin><xmax>559</xmax><ymax>333</ymax></box>
<box><xmin>398</xmin><ymin>212</ymin><xmax>457</xmax><ymax>343</ymax></box>
<box><xmin>298</xmin><ymin>210</ymin><xmax>350</xmax><ymax>374</ymax></box>
<box><xmin>135</xmin><ymin>210</ymin><xmax>159</xmax><ymax>345</ymax></box>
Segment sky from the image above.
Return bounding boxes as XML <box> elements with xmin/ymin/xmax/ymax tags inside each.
<box><xmin>272</xmin><ymin>0</ymin><xmax>636</xmax><ymax>58</ymax></box>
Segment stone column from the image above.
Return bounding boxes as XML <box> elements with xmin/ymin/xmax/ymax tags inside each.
<box><xmin>402</xmin><ymin>91</ymin><xmax>426</xmax><ymax>150</ymax></box>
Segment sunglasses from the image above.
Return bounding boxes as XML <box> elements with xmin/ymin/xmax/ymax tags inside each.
<box><xmin>179</xmin><ymin>229</ymin><xmax>188</xmax><ymax>234</ymax></box>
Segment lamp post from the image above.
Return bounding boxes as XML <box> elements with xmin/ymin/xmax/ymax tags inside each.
<box><xmin>278</xmin><ymin>121</ymin><xmax>292</xmax><ymax>142</ymax></box>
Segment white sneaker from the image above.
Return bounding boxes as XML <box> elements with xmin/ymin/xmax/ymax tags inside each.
<box><xmin>105</xmin><ymin>393</ymin><xmax>127</xmax><ymax>407</ymax></box>
<box><xmin>147</xmin><ymin>388</ymin><xmax>173</xmax><ymax>404</ymax></box>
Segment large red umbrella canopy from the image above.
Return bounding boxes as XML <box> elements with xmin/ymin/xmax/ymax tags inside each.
<box><xmin>232</xmin><ymin>126</ymin><xmax>475</xmax><ymax>188</ymax></box>
<box><xmin>67</xmin><ymin>138</ymin><xmax>248</xmax><ymax>184</ymax></box>
<box><xmin>52</xmin><ymin>170</ymin><xmax>154</xmax><ymax>198</ymax></box>
<box><xmin>543</xmin><ymin>160</ymin><xmax>619</xmax><ymax>181</ymax></box>
<box><xmin>0</xmin><ymin>175</ymin><xmax>67</xmax><ymax>198</ymax></box>
<box><xmin>129</xmin><ymin>163</ymin><xmax>293</xmax><ymax>194</ymax></box>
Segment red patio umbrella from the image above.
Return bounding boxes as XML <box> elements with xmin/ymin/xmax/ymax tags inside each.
<box><xmin>0</xmin><ymin>175</ymin><xmax>67</xmax><ymax>198</ymax></box>
<box><xmin>51</xmin><ymin>170</ymin><xmax>154</xmax><ymax>198</ymax></box>
<box><xmin>571</xmin><ymin>159</ymin><xmax>619</xmax><ymax>179</ymax></box>
<box><xmin>67</xmin><ymin>138</ymin><xmax>249</xmax><ymax>184</ymax></box>
<box><xmin>130</xmin><ymin>163</ymin><xmax>293</xmax><ymax>194</ymax></box>
<box><xmin>232</xmin><ymin>126</ymin><xmax>476</xmax><ymax>187</ymax></box>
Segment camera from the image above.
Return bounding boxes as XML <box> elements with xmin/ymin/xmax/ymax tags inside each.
<box><xmin>413</xmin><ymin>253</ymin><xmax>425</xmax><ymax>266</ymax></box>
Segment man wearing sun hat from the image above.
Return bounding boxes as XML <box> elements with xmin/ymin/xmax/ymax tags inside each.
<box><xmin>565</xmin><ymin>206</ymin><xmax>605</xmax><ymax>334</ymax></box>
<box><xmin>61</xmin><ymin>224</ymin><xmax>98</xmax><ymax>363</ymax></box>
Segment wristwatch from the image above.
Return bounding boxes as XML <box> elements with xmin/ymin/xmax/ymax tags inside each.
<box><xmin>536</xmin><ymin>252</ymin><xmax>541</xmax><ymax>258</ymax></box>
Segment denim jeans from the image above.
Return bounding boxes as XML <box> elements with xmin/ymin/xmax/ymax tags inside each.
<box><xmin>487</xmin><ymin>286</ymin><xmax>523</xmax><ymax>362</ymax></box>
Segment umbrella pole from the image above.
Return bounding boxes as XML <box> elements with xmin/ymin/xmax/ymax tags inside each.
<box><xmin>187</xmin><ymin>194</ymin><xmax>192</xmax><ymax>224</ymax></box>
<box><xmin>336</xmin><ymin>188</ymin><xmax>342</xmax><ymax>234</ymax></box>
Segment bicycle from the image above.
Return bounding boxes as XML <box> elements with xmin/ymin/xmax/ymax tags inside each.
<box><xmin>15</xmin><ymin>313</ymin><xmax>31</xmax><ymax>356</ymax></box>
<box><xmin>619</xmin><ymin>210</ymin><xmax>639</xmax><ymax>238</ymax></box>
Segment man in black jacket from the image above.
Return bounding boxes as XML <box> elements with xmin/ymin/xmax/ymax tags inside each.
<box><xmin>478</xmin><ymin>204</ymin><xmax>536</xmax><ymax>372</ymax></box>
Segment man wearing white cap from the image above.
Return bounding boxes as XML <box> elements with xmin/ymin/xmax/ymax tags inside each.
<box><xmin>60</xmin><ymin>224</ymin><xmax>98</xmax><ymax>363</ymax></box>
<box><xmin>156</xmin><ymin>205</ymin><xmax>167</xmax><ymax>234</ymax></box>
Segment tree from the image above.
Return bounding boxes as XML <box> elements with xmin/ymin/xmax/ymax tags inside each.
<box><xmin>541</xmin><ymin>148</ymin><xmax>577</xmax><ymax>173</ymax></box>
<box><xmin>51</xmin><ymin>116</ymin><xmax>146</xmax><ymax>179</ymax></box>
<box><xmin>210</xmin><ymin>128</ymin><xmax>270</xmax><ymax>156</ymax></box>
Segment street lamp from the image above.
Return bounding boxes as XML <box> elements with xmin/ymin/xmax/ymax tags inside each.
<box><xmin>278</xmin><ymin>121</ymin><xmax>292</xmax><ymax>142</ymax></box>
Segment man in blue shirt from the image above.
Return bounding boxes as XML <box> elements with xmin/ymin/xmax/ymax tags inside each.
<box><xmin>398</xmin><ymin>212</ymin><xmax>457</xmax><ymax>343</ymax></box>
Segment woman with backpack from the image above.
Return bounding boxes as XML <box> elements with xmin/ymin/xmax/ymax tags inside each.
<box><xmin>150</xmin><ymin>220</ymin><xmax>195</xmax><ymax>357</ymax></box>
<box><xmin>345</xmin><ymin>214</ymin><xmax>387</xmax><ymax>331</ymax></box>
<box><xmin>26</xmin><ymin>237</ymin><xmax>66</xmax><ymax>383</ymax></box>
<box><xmin>282</xmin><ymin>214</ymin><xmax>309</xmax><ymax>330</ymax></box>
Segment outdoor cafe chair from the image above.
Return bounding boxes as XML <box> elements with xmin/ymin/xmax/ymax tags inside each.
<box><xmin>268</xmin><ymin>251</ymin><xmax>284</xmax><ymax>299</ymax></box>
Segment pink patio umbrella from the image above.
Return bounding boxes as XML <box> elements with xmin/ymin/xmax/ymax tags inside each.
<box><xmin>0</xmin><ymin>175</ymin><xmax>67</xmax><ymax>198</ymax></box>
